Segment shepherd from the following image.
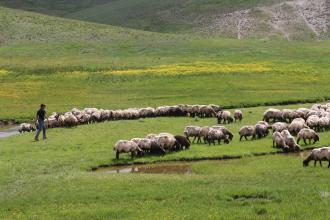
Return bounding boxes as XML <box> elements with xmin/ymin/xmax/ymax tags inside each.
<box><xmin>34</xmin><ymin>104</ymin><xmax>47</xmax><ymax>141</ymax></box>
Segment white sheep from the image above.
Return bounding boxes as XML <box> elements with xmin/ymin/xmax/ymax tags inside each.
<box><xmin>303</xmin><ymin>147</ymin><xmax>330</xmax><ymax>167</ymax></box>
<box><xmin>183</xmin><ymin>126</ymin><xmax>201</xmax><ymax>143</ymax></box>
<box><xmin>272</xmin><ymin>131</ymin><xmax>286</xmax><ymax>149</ymax></box>
<box><xmin>114</xmin><ymin>140</ymin><xmax>143</xmax><ymax>159</ymax></box>
<box><xmin>297</xmin><ymin>128</ymin><xmax>319</xmax><ymax>145</ymax></box>
<box><xmin>281</xmin><ymin>130</ymin><xmax>300</xmax><ymax>152</ymax></box>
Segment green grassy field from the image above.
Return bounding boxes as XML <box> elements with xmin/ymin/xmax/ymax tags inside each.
<box><xmin>1</xmin><ymin>104</ymin><xmax>330</xmax><ymax>219</ymax></box>
<box><xmin>1</xmin><ymin>4</ymin><xmax>330</xmax><ymax>219</ymax></box>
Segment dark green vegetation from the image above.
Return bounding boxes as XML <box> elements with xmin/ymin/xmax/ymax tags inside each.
<box><xmin>1</xmin><ymin>104</ymin><xmax>330</xmax><ymax>219</ymax></box>
<box><xmin>0</xmin><ymin>7</ymin><xmax>329</xmax><ymax>120</ymax></box>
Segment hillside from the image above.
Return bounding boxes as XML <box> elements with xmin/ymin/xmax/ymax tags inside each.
<box><xmin>1</xmin><ymin>0</ymin><xmax>329</xmax><ymax>40</ymax></box>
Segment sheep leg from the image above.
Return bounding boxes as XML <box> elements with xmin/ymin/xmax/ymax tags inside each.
<box><xmin>192</xmin><ymin>136</ymin><xmax>197</xmax><ymax>144</ymax></box>
<box><xmin>272</xmin><ymin>140</ymin><xmax>275</xmax><ymax>148</ymax></box>
<box><xmin>314</xmin><ymin>160</ymin><xmax>317</xmax><ymax>167</ymax></box>
<box><xmin>116</xmin><ymin>152</ymin><xmax>120</xmax><ymax>160</ymax></box>
<box><xmin>328</xmin><ymin>161</ymin><xmax>330</xmax><ymax>168</ymax></box>
<box><xmin>244</xmin><ymin>135</ymin><xmax>248</xmax><ymax>140</ymax></box>
<box><xmin>239</xmin><ymin>135</ymin><xmax>243</xmax><ymax>141</ymax></box>
<box><xmin>186</xmin><ymin>137</ymin><xmax>191</xmax><ymax>144</ymax></box>
<box><xmin>319</xmin><ymin>160</ymin><xmax>323</xmax><ymax>167</ymax></box>
<box><xmin>303</xmin><ymin>138</ymin><xmax>307</xmax><ymax>145</ymax></box>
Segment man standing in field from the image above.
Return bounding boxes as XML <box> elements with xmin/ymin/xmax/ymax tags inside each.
<box><xmin>34</xmin><ymin>104</ymin><xmax>47</xmax><ymax>141</ymax></box>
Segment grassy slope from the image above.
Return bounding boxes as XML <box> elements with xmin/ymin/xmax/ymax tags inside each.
<box><xmin>1</xmin><ymin>104</ymin><xmax>330</xmax><ymax>219</ymax></box>
<box><xmin>1</xmin><ymin>8</ymin><xmax>330</xmax><ymax>120</ymax></box>
<box><xmin>66</xmin><ymin>0</ymin><xmax>287</xmax><ymax>33</ymax></box>
<box><xmin>0</xmin><ymin>0</ymin><xmax>290</xmax><ymax>34</ymax></box>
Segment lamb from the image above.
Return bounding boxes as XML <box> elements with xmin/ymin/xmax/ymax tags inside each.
<box><xmin>281</xmin><ymin>130</ymin><xmax>300</xmax><ymax>152</ymax></box>
<box><xmin>272</xmin><ymin>131</ymin><xmax>287</xmax><ymax>149</ymax></box>
<box><xmin>297</xmin><ymin>128</ymin><xmax>319</xmax><ymax>145</ymax></box>
<box><xmin>239</xmin><ymin>126</ymin><xmax>256</xmax><ymax>141</ymax></box>
<box><xmin>217</xmin><ymin>111</ymin><xmax>234</xmax><ymax>124</ymax></box>
<box><xmin>183</xmin><ymin>126</ymin><xmax>201</xmax><ymax>143</ymax></box>
<box><xmin>288</xmin><ymin>118</ymin><xmax>308</xmax><ymax>135</ymax></box>
<box><xmin>197</xmin><ymin>126</ymin><xmax>211</xmax><ymax>144</ymax></box>
<box><xmin>18</xmin><ymin>123</ymin><xmax>35</xmax><ymax>133</ymax></box>
<box><xmin>234</xmin><ymin>110</ymin><xmax>243</xmax><ymax>122</ymax></box>
<box><xmin>206</xmin><ymin>128</ymin><xmax>229</xmax><ymax>145</ymax></box>
<box><xmin>272</xmin><ymin>122</ymin><xmax>288</xmax><ymax>133</ymax></box>
<box><xmin>174</xmin><ymin>135</ymin><xmax>191</xmax><ymax>150</ymax></box>
<box><xmin>211</xmin><ymin>126</ymin><xmax>234</xmax><ymax>141</ymax></box>
<box><xmin>263</xmin><ymin>108</ymin><xmax>283</xmax><ymax>123</ymax></box>
<box><xmin>303</xmin><ymin>147</ymin><xmax>330</xmax><ymax>167</ymax></box>
<box><xmin>114</xmin><ymin>140</ymin><xmax>144</xmax><ymax>159</ymax></box>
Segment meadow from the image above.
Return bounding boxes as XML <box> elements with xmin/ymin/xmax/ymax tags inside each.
<box><xmin>1</xmin><ymin>104</ymin><xmax>330</xmax><ymax>219</ymax></box>
<box><xmin>1</xmin><ymin>5</ymin><xmax>330</xmax><ymax>219</ymax></box>
<box><xmin>1</xmin><ymin>37</ymin><xmax>330</xmax><ymax>120</ymax></box>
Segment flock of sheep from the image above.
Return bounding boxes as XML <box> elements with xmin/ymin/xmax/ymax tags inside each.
<box><xmin>19</xmin><ymin>104</ymin><xmax>223</xmax><ymax>131</ymax></box>
<box><xmin>17</xmin><ymin>102</ymin><xmax>330</xmax><ymax>166</ymax></box>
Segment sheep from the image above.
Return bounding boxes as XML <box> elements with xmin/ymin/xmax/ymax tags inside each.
<box><xmin>272</xmin><ymin>131</ymin><xmax>287</xmax><ymax>149</ymax></box>
<box><xmin>306</xmin><ymin>115</ymin><xmax>320</xmax><ymax>131</ymax></box>
<box><xmin>183</xmin><ymin>126</ymin><xmax>201</xmax><ymax>143</ymax></box>
<box><xmin>18</xmin><ymin>123</ymin><xmax>35</xmax><ymax>133</ymax></box>
<box><xmin>281</xmin><ymin>130</ymin><xmax>300</xmax><ymax>152</ymax></box>
<box><xmin>135</xmin><ymin>138</ymin><xmax>153</xmax><ymax>152</ymax></box>
<box><xmin>239</xmin><ymin>126</ymin><xmax>256</xmax><ymax>141</ymax></box>
<box><xmin>211</xmin><ymin>126</ymin><xmax>234</xmax><ymax>141</ymax></box>
<box><xmin>272</xmin><ymin>122</ymin><xmax>288</xmax><ymax>133</ymax></box>
<box><xmin>303</xmin><ymin>147</ymin><xmax>330</xmax><ymax>167</ymax></box>
<box><xmin>63</xmin><ymin>114</ymin><xmax>78</xmax><ymax>127</ymax></box>
<box><xmin>197</xmin><ymin>126</ymin><xmax>211</xmax><ymax>144</ymax></box>
<box><xmin>199</xmin><ymin>105</ymin><xmax>216</xmax><ymax>118</ymax></box>
<box><xmin>255</xmin><ymin>122</ymin><xmax>270</xmax><ymax>139</ymax></box>
<box><xmin>139</xmin><ymin>107</ymin><xmax>155</xmax><ymax>118</ymax></box>
<box><xmin>206</xmin><ymin>128</ymin><xmax>229</xmax><ymax>145</ymax></box>
<box><xmin>217</xmin><ymin>111</ymin><xmax>234</xmax><ymax>124</ymax></box>
<box><xmin>145</xmin><ymin>133</ymin><xmax>158</xmax><ymax>139</ymax></box>
<box><xmin>156</xmin><ymin>133</ymin><xmax>178</xmax><ymax>151</ymax></box>
<box><xmin>114</xmin><ymin>140</ymin><xmax>143</xmax><ymax>159</ymax></box>
<box><xmin>234</xmin><ymin>110</ymin><xmax>243</xmax><ymax>122</ymax></box>
<box><xmin>319</xmin><ymin>116</ymin><xmax>330</xmax><ymax>131</ymax></box>
<box><xmin>289</xmin><ymin>118</ymin><xmax>308</xmax><ymax>135</ymax></box>
<box><xmin>174</xmin><ymin>135</ymin><xmax>190</xmax><ymax>150</ymax></box>
<box><xmin>282</xmin><ymin>109</ymin><xmax>295</xmax><ymax>122</ymax></box>
<box><xmin>297</xmin><ymin>128</ymin><xmax>319</xmax><ymax>145</ymax></box>
<box><xmin>263</xmin><ymin>108</ymin><xmax>283</xmax><ymax>123</ymax></box>
<box><xmin>131</xmin><ymin>138</ymin><xmax>142</xmax><ymax>144</ymax></box>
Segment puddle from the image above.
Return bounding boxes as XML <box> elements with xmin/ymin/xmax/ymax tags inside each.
<box><xmin>0</xmin><ymin>126</ymin><xmax>20</xmax><ymax>138</ymax></box>
<box><xmin>94</xmin><ymin>150</ymin><xmax>315</xmax><ymax>175</ymax></box>
<box><xmin>95</xmin><ymin>163</ymin><xmax>192</xmax><ymax>174</ymax></box>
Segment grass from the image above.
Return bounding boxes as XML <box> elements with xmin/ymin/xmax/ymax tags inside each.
<box><xmin>1</xmin><ymin>7</ymin><xmax>330</xmax><ymax>120</ymax></box>
<box><xmin>1</xmin><ymin>104</ymin><xmax>330</xmax><ymax>219</ymax></box>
